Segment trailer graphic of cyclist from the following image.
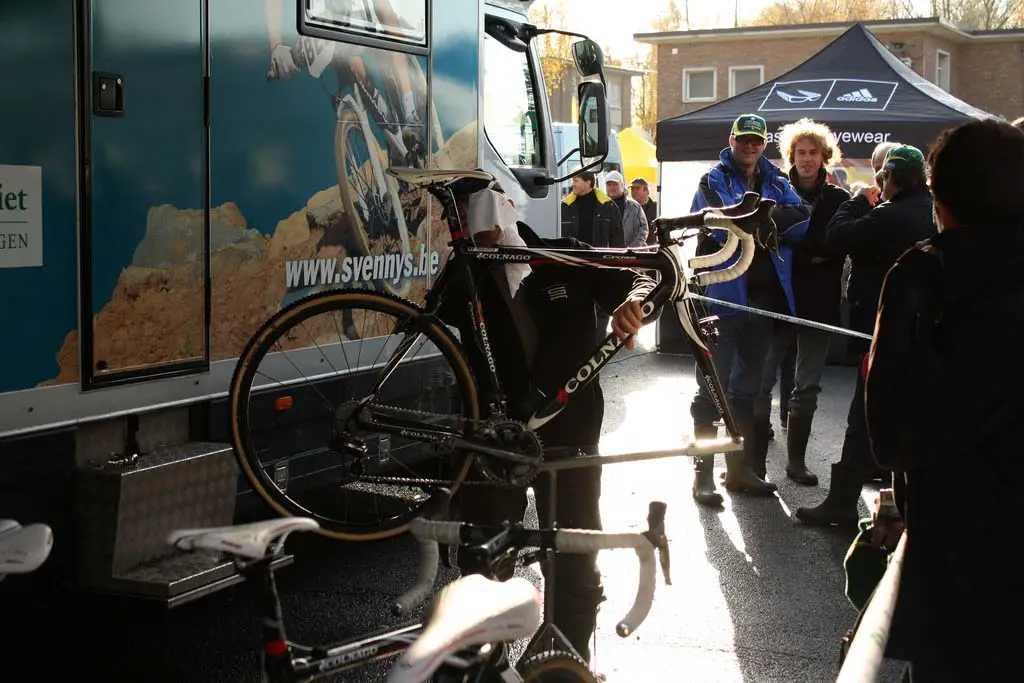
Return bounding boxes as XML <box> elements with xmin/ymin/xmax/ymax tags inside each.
<box><xmin>264</xmin><ymin>0</ymin><xmax>437</xmax><ymax>305</ymax></box>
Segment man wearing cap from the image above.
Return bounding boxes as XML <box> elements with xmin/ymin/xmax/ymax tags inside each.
<box><xmin>605</xmin><ymin>171</ymin><xmax>649</xmax><ymax>248</ymax></box>
<box><xmin>687</xmin><ymin>113</ymin><xmax>811</xmax><ymax>506</ymax></box>
<box><xmin>562</xmin><ymin>169</ymin><xmax>625</xmax><ymax>342</ymax></box>
<box><xmin>629</xmin><ymin>177</ymin><xmax>659</xmax><ymax>243</ymax></box>
<box><xmin>796</xmin><ymin>144</ymin><xmax>936</xmax><ymax>527</ymax></box>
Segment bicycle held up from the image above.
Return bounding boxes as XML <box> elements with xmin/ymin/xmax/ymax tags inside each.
<box><xmin>226</xmin><ymin>165</ymin><xmax>780</xmax><ymax>542</ymax></box>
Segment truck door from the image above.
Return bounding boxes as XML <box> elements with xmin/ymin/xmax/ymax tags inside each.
<box><xmin>81</xmin><ymin>0</ymin><xmax>208</xmax><ymax>385</ymax></box>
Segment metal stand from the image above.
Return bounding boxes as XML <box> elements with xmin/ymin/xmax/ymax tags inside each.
<box><xmin>518</xmin><ymin>435</ymin><xmax>743</xmax><ymax>663</ymax></box>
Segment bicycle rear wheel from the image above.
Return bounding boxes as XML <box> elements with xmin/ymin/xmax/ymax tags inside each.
<box><xmin>517</xmin><ymin>650</ymin><xmax>599</xmax><ymax>682</ymax></box>
<box><xmin>229</xmin><ymin>289</ymin><xmax>478</xmax><ymax>541</ymax></box>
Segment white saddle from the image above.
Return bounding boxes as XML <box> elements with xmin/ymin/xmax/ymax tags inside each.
<box><xmin>387</xmin><ymin>574</ymin><xmax>541</xmax><ymax>683</ymax></box>
<box><xmin>387</xmin><ymin>167</ymin><xmax>494</xmax><ymax>188</ymax></box>
<box><xmin>167</xmin><ymin>517</ymin><xmax>320</xmax><ymax>559</ymax></box>
<box><xmin>0</xmin><ymin>520</ymin><xmax>54</xmax><ymax>575</ymax></box>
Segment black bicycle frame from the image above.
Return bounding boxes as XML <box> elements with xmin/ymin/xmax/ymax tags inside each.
<box><xmin>363</xmin><ymin>183</ymin><xmax>742</xmax><ymax>452</ymax></box>
<box><xmin>248</xmin><ymin>553</ymin><xmax>422</xmax><ymax>682</ymax></box>
<box><xmin>241</xmin><ymin>523</ymin><xmax>585</xmax><ymax>683</ymax></box>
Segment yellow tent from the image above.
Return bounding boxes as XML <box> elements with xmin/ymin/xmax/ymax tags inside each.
<box><xmin>617</xmin><ymin>127</ymin><xmax>658</xmax><ymax>196</ymax></box>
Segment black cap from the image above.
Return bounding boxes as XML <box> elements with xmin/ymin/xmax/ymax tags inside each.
<box><xmin>578</xmin><ymin>170</ymin><xmax>596</xmax><ymax>184</ymax></box>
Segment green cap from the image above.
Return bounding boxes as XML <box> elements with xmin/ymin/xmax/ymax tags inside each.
<box><xmin>882</xmin><ymin>144</ymin><xmax>925</xmax><ymax>172</ymax></box>
<box><xmin>731</xmin><ymin>114</ymin><xmax>767</xmax><ymax>140</ymax></box>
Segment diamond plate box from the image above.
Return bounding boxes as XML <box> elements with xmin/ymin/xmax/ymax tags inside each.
<box><xmin>74</xmin><ymin>442</ymin><xmax>238</xmax><ymax>594</ymax></box>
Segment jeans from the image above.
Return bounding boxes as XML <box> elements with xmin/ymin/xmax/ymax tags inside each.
<box><xmin>690</xmin><ymin>313</ymin><xmax>775</xmax><ymax>426</ymax></box>
<box><xmin>755</xmin><ymin>322</ymin><xmax>831</xmax><ymax>419</ymax></box>
<box><xmin>455</xmin><ymin>451</ymin><xmax>604</xmax><ymax>662</ymax></box>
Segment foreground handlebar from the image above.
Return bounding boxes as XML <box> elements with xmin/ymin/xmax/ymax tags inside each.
<box><xmin>395</xmin><ymin>504</ymin><xmax>669</xmax><ymax>638</ymax></box>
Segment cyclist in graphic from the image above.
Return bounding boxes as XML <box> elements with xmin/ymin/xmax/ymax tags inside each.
<box><xmin>266</xmin><ymin>0</ymin><xmax>424</xmax><ymax>128</ymax></box>
<box><xmin>265</xmin><ymin>0</ymin><xmax>430</xmax><ymax>327</ymax></box>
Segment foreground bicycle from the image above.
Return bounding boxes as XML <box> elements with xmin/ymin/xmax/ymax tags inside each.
<box><xmin>167</xmin><ymin>496</ymin><xmax>669</xmax><ymax>682</ymax></box>
<box><xmin>229</xmin><ymin>167</ymin><xmax>776</xmax><ymax>540</ymax></box>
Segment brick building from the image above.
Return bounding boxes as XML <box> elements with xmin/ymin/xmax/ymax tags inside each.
<box><xmin>548</xmin><ymin>62</ymin><xmax>642</xmax><ymax>133</ymax></box>
<box><xmin>635</xmin><ymin>17</ymin><xmax>1024</xmax><ymax>124</ymax></box>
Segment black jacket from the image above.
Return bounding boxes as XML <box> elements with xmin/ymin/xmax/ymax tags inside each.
<box><xmin>865</xmin><ymin>224</ymin><xmax>1024</xmax><ymax>673</ymax></box>
<box><xmin>437</xmin><ymin>225</ymin><xmax>653</xmax><ymax>448</ymax></box>
<box><xmin>788</xmin><ymin>168</ymin><xmax>850</xmax><ymax>325</ymax></box>
<box><xmin>824</xmin><ymin>186</ymin><xmax>936</xmax><ymax>336</ymax></box>
<box><xmin>560</xmin><ymin>188</ymin><xmax>625</xmax><ymax>248</ymax></box>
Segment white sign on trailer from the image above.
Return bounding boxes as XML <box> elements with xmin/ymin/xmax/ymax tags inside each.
<box><xmin>0</xmin><ymin>165</ymin><xmax>43</xmax><ymax>268</ymax></box>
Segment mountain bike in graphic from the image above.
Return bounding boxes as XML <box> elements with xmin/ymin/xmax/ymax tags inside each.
<box><xmin>269</xmin><ymin>35</ymin><xmax>443</xmax><ymax>298</ymax></box>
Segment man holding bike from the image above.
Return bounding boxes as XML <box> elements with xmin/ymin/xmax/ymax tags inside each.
<box><xmin>443</xmin><ymin>181</ymin><xmax>653</xmax><ymax>664</ymax></box>
<box><xmin>688</xmin><ymin>114</ymin><xmax>811</xmax><ymax>507</ymax></box>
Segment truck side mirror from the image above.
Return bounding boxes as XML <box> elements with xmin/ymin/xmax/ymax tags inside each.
<box><xmin>572</xmin><ymin>39</ymin><xmax>604</xmax><ymax>78</ymax></box>
<box><xmin>577</xmin><ymin>81</ymin><xmax>608</xmax><ymax>162</ymax></box>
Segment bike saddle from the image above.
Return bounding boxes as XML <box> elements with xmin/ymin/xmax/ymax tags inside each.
<box><xmin>387</xmin><ymin>574</ymin><xmax>541</xmax><ymax>683</ymax></box>
<box><xmin>167</xmin><ymin>518</ymin><xmax>320</xmax><ymax>560</ymax></box>
<box><xmin>0</xmin><ymin>521</ymin><xmax>53</xmax><ymax>575</ymax></box>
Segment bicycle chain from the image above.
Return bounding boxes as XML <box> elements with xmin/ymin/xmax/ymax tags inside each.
<box><xmin>352</xmin><ymin>405</ymin><xmax>543</xmax><ymax>489</ymax></box>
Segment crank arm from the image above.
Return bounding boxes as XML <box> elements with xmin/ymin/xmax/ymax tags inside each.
<box><xmin>450</xmin><ymin>438</ymin><xmax>537</xmax><ymax>463</ymax></box>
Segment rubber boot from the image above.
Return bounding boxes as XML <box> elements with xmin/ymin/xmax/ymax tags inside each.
<box><xmin>723</xmin><ymin>417</ymin><xmax>778</xmax><ymax>496</ymax></box>
<box><xmin>749</xmin><ymin>415</ymin><xmax>772</xmax><ymax>480</ymax></box>
<box><xmin>794</xmin><ymin>463</ymin><xmax>861</xmax><ymax>527</ymax></box>
<box><xmin>785</xmin><ymin>412</ymin><xmax>819</xmax><ymax>486</ymax></box>
<box><xmin>692</xmin><ymin>423</ymin><xmax>724</xmax><ymax>507</ymax></box>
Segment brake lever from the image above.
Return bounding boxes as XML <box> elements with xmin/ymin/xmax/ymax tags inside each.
<box><xmin>642</xmin><ymin>501</ymin><xmax>672</xmax><ymax>585</ymax></box>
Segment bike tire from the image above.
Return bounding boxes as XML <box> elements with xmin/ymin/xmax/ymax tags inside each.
<box><xmin>334</xmin><ymin>107</ymin><xmax>412</xmax><ymax>297</ymax></box>
<box><xmin>229</xmin><ymin>289</ymin><xmax>479</xmax><ymax>541</ymax></box>
<box><xmin>517</xmin><ymin>650</ymin><xmax>599</xmax><ymax>683</ymax></box>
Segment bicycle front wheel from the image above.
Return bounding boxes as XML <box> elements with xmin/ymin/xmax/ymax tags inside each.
<box><xmin>229</xmin><ymin>290</ymin><xmax>478</xmax><ymax>541</ymax></box>
<box><xmin>517</xmin><ymin>650</ymin><xmax>599</xmax><ymax>683</ymax></box>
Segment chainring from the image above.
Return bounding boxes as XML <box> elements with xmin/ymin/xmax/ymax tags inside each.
<box><xmin>473</xmin><ymin>419</ymin><xmax>545</xmax><ymax>489</ymax></box>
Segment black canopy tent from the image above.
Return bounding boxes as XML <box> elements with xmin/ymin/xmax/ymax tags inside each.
<box><xmin>656</xmin><ymin>23</ymin><xmax>992</xmax><ymax>161</ymax></box>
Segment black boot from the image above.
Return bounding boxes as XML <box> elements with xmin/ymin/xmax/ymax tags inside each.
<box><xmin>795</xmin><ymin>463</ymin><xmax>861</xmax><ymax>527</ymax></box>
<box><xmin>692</xmin><ymin>423</ymin><xmax>723</xmax><ymax>507</ymax></box>
<box><xmin>723</xmin><ymin>418</ymin><xmax>778</xmax><ymax>496</ymax></box>
<box><xmin>749</xmin><ymin>416</ymin><xmax>772</xmax><ymax>480</ymax></box>
<box><xmin>785</xmin><ymin>411</ymin><xmax>819</xmax><ymax>486</ymax></box>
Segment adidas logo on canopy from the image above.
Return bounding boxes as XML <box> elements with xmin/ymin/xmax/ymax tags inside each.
<box><xmin>837</xmin><ymin>88</ymin><xmax>878</xmax><ymax>103</ymax></box>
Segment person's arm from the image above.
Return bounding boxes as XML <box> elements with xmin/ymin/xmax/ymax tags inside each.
<box><xmin>864</xmin><ymin>248</ymin><xmax>945</xmax><ymax>471</ymax></box>
<box><xmin>630</xmin><ymin>201</ymin><xmax>649</xmax><ymax>248</ymax></box>
<box><xmin>770</xmin><ymin>176</ymin><xmax>812</xmax><ymax>242</ymax></box>
<box><xmin>824</xmin><ymin>194</ymin><xmax>882</xmax><ymax>255</ymax></box>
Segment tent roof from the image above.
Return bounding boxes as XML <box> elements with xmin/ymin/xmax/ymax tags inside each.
<box><xmin>656</xmin><ymin>23</ymin><xmax>992</xmax><ymax>162</ymax></box>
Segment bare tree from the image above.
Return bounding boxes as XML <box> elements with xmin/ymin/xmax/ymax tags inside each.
<box><xmin>636</xmin><ymin>1</ymin><xmax>685</xmax><ymax>137</ymax></box>
<box><xmin>932</xmin><ymin>0</ymin><xmax>1024</xmax><ymax>30</ymax></box>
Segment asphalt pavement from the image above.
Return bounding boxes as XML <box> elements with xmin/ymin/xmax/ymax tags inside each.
<box><xmin>5</xmin><ymin>325</ymin><xmax>908</xmax><ymax>682</ymax></box>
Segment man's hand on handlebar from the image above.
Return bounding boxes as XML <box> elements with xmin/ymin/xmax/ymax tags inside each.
<box><xmin>612</xmin><ymin>297</ymin><xmax>646</xmax><ymax>349</ymax></box>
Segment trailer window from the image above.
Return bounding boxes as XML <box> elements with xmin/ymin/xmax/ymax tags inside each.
<box><xmin>482</xmin><ymin>32</ymin><xmax>543</xmax><ymax>168</ymax></box>
<box><xmin>302</xmin><ymin>0</ymin><xmax>428</xmax><ymax>50</ymax></box>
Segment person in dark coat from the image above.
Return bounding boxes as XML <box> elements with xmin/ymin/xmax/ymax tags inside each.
<box><xmin>796</xmin><ymin>144</ymin><xmax>936</xmax><ymax>526</ymax></box>
<box><xmin>756</xmin><ymin>118</ymin><xmax>850</xmax><ymax>487</ymax></box>
<box><xmin>865</xmin><ymin>117</ymin><xmax>1024</xmax><ymax>681</ymax></box>
<box><xmin>441</xmin><ymin>182</ymin><xmax>654</xmax><ymax>663</ymax></box>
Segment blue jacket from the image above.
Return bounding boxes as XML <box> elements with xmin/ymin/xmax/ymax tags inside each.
<box><xmin>690</xmin><ymin>149</ymin><xmax>811</xmax><ymax>316</ymax></box>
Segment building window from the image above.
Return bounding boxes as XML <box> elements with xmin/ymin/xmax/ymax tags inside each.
<box><xmin>683</xmin><ymin>67</ymin><xmax>716</xmax><ymax>102</ymax></box>
<box><xmin>608</xmin><ymin>79</ymin><xmax>623</xmax><ymax>131</ymax></box>
<box><xmin>729</xmin><ymin>65</ymin><xmax>764</xmax><ymax>97</ymax></box>
<box><xmin>935</xmin><ymin>49</ymin><xmax>951</xmax><ymax>91</ymax></box>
